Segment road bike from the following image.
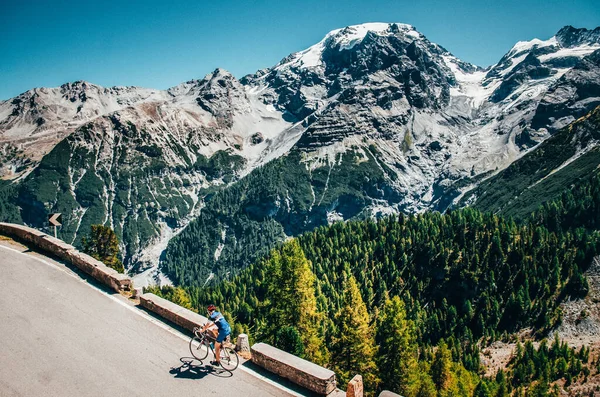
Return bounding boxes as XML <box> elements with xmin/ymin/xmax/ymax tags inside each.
<box><xmin>189</xmin><ymin>326</ymin><xmax>239</xmax><ymax>372</ymax></box>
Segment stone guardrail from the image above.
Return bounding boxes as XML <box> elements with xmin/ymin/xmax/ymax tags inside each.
<box><xmin>139</xmin><ymin>292</ymin><xmax>209</xmax><ymax>332</ymax></box>
<box><xmin>0</xmin><ymin>222</ymin><xmax>131</xmax><ymax>293</ymax></box>
<box><xmin>251</xmin><ymin>342</ymin><xmax>337</xmax><ymax>395</ymax></box>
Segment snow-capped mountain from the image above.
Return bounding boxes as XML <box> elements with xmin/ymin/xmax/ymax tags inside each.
<box><xmin>160</xmin><ymin>23</ymin><xmax>600</xmax><ymax>284</ymax></box>
<box><xmin>239</xmin><ymin>23</ymin><xmax>600</xmax><ymax>211</ymax></box>
<box><xmin>461</xmin><ymin>105</ymin><xmax>600</xmax><ymax>218</ymax></box>
<box><xmin>1</xmin><ymin>23</ymin><xmax>599</xmax><ymax>284</ymax></box>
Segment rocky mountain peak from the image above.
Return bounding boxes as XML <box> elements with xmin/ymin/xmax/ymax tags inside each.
<box><xmin>241</xmin><ymin>22</ymin><xmax>467</xmax><ymax>121</ymax></box>
<box><xmin>556</xmin><ymin>25</ymin><xmax>600</xmax><ymax>48</ymax></box>
<box><xmin>192</xmin><ymin>68</ymin><xmax>247</xmax><ymax>118</ymax></box>
<box><xmin>58</xmin><ymin>80</ymin><xmax>99</xmax><ymax>103</ymax></box>
<box><xmin>202</xmin><ymin>68</ymin><xmax>239</xmax><ymax>89</ymax></box>
<box><xmin>3</xmin><ymin>22</ymin><xmax>600</xmax><ymax>277</ymax></box>
<box><xmin>272</xmin><ymin>22</ymin><xmax>429</xmax><ymax>72</ymax></box>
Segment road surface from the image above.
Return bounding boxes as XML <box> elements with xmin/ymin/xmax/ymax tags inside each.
<box><xmin>0</xmin><ymin>240</ymin><xmax>296</xmax><ymax>397</ymax></box>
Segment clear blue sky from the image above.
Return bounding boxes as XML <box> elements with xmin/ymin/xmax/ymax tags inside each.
<box><xmin>1</xmin><ymin>0</ymin><xmax>599</xmax><ymax>99</ymax></box>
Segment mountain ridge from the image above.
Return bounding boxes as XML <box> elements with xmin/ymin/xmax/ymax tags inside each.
<box><xmin>1</xmin><ymin>22</ymin><xmax>600</xmax><ymax>285</ymax></box>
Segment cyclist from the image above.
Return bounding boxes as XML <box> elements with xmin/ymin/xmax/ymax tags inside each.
<box><xmin>201</xmin><ymin>304</ymin><xmax>231</xmax><ymax>367</ymax></box>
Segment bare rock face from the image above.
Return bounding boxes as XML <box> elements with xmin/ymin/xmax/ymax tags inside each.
<box><xmin>556</xmin><ymin>257</ymin><xmax>600</xmax><ymax>342</ymax></box>
<box><xmin>0</xmin><ymin>82</ymin><xmax>170</xmax><ymax>179</ymax></box>
<box><xmin>250</xmin><ymin>132</ymin><xmax>264</xmax><ymax>145</ymax></box>
<box><xmin>531</xmin><ymin>49</ymin><xmax>600</xmax><ymax>131</ymax></box>
<box><xmin>555</xmin><ymin>26</ymin><xmax>600</xmax><ymax>48</ymax></box>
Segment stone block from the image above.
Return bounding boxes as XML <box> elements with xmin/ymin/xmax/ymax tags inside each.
<box><xmin>379</xmin><ymin>391</ymin><xmax>402</xmax><ymax>397</ymax></box>
<box><xmin>132</xmin><ymin>287</ymin><xmax>144</xmax><ymax>298</ymax></box>
<box><xmin>140</xmin><ymin>293</ymin><xmax>208</xmax><ymax>332</ymax></box>
<box><xmin>0</xmin><ymin>222</ymin><xmax>132</xmax><ymax>293</ymax></box>
<box><xmin>251</xmin><ymin>342</ymin><xmax>336</xmax><ymax>395</ymax></box>
<box><xmin>236</xmin><ymin>333</ymin><xmax>251</xmax><ymax>353</ymax></box>
<box><xmin>347</xmin><ymin>375</ymin><xmax>363</xmax><ymax>397</ymax></box>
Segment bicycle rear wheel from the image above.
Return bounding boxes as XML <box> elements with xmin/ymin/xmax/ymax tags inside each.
<box><xmin>219</xmin><ymin>346</ymin><xmax>239</xmax><ymax>371</ymax></box>
<box><xmin>189</xmin><ymin>336</ymin><xmax>209</xmax><ymax>360</ymax></box>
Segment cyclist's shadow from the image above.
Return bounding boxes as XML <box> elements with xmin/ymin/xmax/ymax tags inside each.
<box><xmin>169</xmin><ymin>357</ymin><xmax>233</xmax><ymax>380</ymax></box>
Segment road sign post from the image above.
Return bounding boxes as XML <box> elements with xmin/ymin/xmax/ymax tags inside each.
<box><xmin>48</xmin><ymin>213</ymin><xmax>62</xmax><ymax>239</ymax></box>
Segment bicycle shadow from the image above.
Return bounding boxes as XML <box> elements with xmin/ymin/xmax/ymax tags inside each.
<box><xmin>169</xmin><ymin>357</ymin><xmax>233</xmax><ymax>380</ymax></box>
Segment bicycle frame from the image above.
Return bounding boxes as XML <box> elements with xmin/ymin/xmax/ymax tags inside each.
<box><xmin>190</xmin><ymin>326</ymin><xmax>239</xmax><ymax>371</ymax></box>
<box><xmin>192</xmin><ymin>327</ymin><xmax>231</xmax><ymax>358</ymax></box>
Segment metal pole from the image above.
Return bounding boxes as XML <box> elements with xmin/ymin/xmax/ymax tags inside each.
<box><xmin>54</xmin><ymin>225</ymin><xmax>57</xmax><ymax>239</ymax></box>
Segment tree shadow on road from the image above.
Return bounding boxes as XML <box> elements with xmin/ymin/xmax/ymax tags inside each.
<box><xmin>170</xmin><ymin>357</ymin><xmax>233</xmax><ymax>380</ymax></box>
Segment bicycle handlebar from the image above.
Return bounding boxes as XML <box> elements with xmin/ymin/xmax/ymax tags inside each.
<box><xmin>193</xmin><ymin>325</ymin><xmax>210</xmax><ymax>337</ymax></box>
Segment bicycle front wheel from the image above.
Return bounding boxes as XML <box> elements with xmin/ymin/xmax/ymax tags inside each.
<box><xmin>219</xmin><ymin>346</ymin><xmax>239</xmax><ymax>371</ymax></box>
<box><xmin>189</xmin><ymin>336</ymin><xmax>209</xmax><ymax>361</ymax></box>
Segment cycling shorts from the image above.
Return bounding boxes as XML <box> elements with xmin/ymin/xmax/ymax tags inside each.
<box><xmin>216</xmin><ymin>329</ymin><xmax>230</xmax><ymax>343</ymax></box>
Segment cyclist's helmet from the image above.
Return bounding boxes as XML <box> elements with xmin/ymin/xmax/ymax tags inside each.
<box><xmin>207</xmin><ymin>304</ymin><xmax>216</xmax><ymax>312</ymax></box>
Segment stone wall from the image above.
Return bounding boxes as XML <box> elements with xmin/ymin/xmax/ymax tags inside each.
<box><xmin>251</xmin><ymin>342</ymin><xmax>337</xmax><ymax>395</ymax></box>
<box><xmin>0</xmin><ymin>222</ymin><xmax>131</xmax><ymax>293</ymax></box>
<box><xmin>139</xmin><ymin>293</ymin><xmax>208</xmax><ymax>332</ymax></box>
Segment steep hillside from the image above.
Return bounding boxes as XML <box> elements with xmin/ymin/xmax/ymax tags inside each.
<box><xmin>461</xmin><ymin>105</ymin><xmax>600</xmax><ymax>219</ymax></box>
<box><xmin>0</xmin><ymin>69</ymin><xmax>297</xmax><ymax>285</ymax></box>
<box><xmin>0</xmin><ymin>82</ymin><xmax>169</xmax><ymax>179</ymax></box>
<box><xmin>161</xmin><ymin>148</ymin><xmax>394</xmax><ymax>285</ymax></box>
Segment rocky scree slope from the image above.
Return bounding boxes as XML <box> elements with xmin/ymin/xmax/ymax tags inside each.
<box><xmin>461</xmin><ymin>104</ymin><xmax>600</xmax><ymax>218</ymax></box>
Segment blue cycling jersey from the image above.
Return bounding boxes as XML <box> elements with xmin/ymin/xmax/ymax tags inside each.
<box><xmin>209</xmin><ymin>311</ymin><xmax>231</xmax><ymax>335</ymax></box>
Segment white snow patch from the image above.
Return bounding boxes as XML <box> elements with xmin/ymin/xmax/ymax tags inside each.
<box><xmin>327</xmin><ymin>210</ymin><xmax>344</xmax><ymax>224</ymax></box>
<box><xmin>538</xmin><ymin>44</ymin><xmax>600</xmax><ymax>62</ymax></box>
<box><xmin>509</xmin><ymin>37</ymin><xmax>558</xmax><ymax>56</ymax></box>
<box><xmin>203</xmin><ymin>272</ymin><xmax>215</xmax><ymax>287</ymax></box>
<box><xmin>275</xmin><ymin>22</ymin><xmax>416</xmax><ymax>70</ymax></box>
<box><xmin>130</xmin><ymin>222</ymin><xmax>175</xmax><ymax>289</ymax></box>
<box><xmin>214</xmin><ymin>228</ymin><xmax>227</xmax><ymax>261</ymax></box>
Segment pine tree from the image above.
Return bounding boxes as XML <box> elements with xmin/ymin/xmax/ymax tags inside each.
<box><xmin>495</xmin><ymin>370</ymin><xmax>509</xmax><ymax>397</ymax></box>
<box><xmin>82</xmin><ymin>224</ymin><xmax>124</xmax><ymax>273</ymax></box>
<box><xmin>415</xmin><ymin>363</ymin><xmax>437</xmax><ymax>397</ymax></box>
<box><xmin>274</xmin><ymin>326</ymin><xmax>305</xmax><ymax>357</ymax></box>
<box><xmin>145</xmin><ymin>285</ymin><xmax>194</xmax><ymax>310</ymax></box>
<box><xmin>376</xmin><ymin>296</ymin><xmax>420</xmax><ymax>397</ymax></box>
<box><xmin>474</xmin><ymin>381</ymin><xmax>491</xmax><ymax>397</ymax></box>
<box><xmin>263</xmin><ymin>239</ymin><xmax>328</xmax><ymax>364</ymax></box>
<box><xmin>331</xmin><ymin>275</ymin><xmax>380</xmax><ymax>393</ymax></box>
<box><xmin>430</xmin><ymin>340</ymin><xmax>453</xmax><ymax>392</ymax></box>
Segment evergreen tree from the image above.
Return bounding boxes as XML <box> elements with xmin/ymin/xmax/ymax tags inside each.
<box><xmin>274</xmin><ymin>326</ymin><xmax>305</xmax><ymax>357</ymax></box>
<box><xmin>82</xmin><ymin>224</ymin><xmax>124</xmax><ymax>273</ymax></box>
<box><xmin>495</xmin><ymin>370</ymin><xmax>509</xmax><ymax>397</ymax></box>
<box><xmin>331</xmin><ymin>275</ymin><xmax>380</xmax><ymax>393</ymax></box>
<box><xmin>474</xmin><ymin>381</ymin><xmax>491</xmax><ymax>397</ymax></box>
<box><xmin>263</xmin><ymin>239</ymin><xmax>328</xmax><ymax>364</ymax></box>
<box><xmin>376</xmin><ymin>296</ymin><xmax>420</xmax><ymax>397</ymax></box>
<box><xmin>415</xmin><ymin>363</ymin><xmax>437</xmax><ymax>397</ymax></box>
<box><xmin>145</xmin><ymin>285</ymin><xmax>194</xmax><ymax>310</ymax></box>
<box><xmin>431</xmin><ymin>340</ymin><xmax>453</xmax><ymax>392</ymax></box>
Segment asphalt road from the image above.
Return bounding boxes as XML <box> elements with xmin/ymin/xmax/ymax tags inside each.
<box><xmin>0</xmin><ymin>240</ymin><xmax>295</xmax><ymax>397</ymax></box>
